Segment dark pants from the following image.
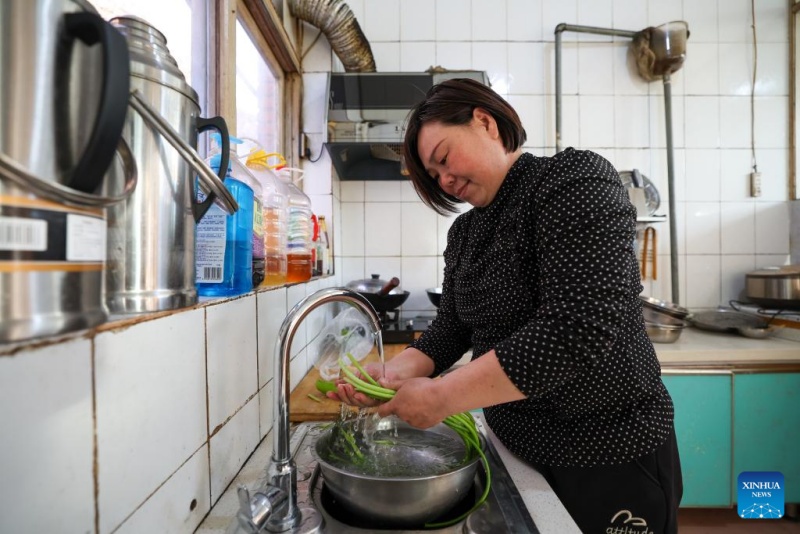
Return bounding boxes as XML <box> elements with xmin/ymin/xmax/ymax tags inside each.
<box><xmin>536</xmin><ymin>430</ymin><xmax>683</xmax><ymax>534</ymax></box>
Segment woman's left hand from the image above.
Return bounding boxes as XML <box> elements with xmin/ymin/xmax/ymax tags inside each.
<box><xmin>375</xmin><ymin>376</ymin><xmax>447</xmax><ymax>429</ymax></box>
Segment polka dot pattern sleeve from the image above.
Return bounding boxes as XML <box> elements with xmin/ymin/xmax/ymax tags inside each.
<box><xmin>412</xmin><ymin>149</ymin><xmax>675</xmax><ymax>468</ymax></box>
<box><xmin>493</xmin><ymin>149</ymin><xmax>640</xmax><ymax>395</ymax></box>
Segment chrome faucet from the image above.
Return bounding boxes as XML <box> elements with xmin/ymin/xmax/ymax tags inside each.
<box><xmin>237</xmin><ymin>287</ymin><xmax>382</xmax><ymax>533</ymax></box>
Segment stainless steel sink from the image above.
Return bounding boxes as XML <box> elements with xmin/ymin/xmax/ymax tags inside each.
<box><xmin>232</xmin><ymin>289</ymin><xmax>538</xmax><ymax>533</ymax></box>
<box><xmin>231</xmin><ymin>419</ymin><xmax>539</xmax><ymax>533</ymax></box>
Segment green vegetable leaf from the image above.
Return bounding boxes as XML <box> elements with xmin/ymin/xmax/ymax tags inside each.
<box><xmin>316</xmin><ymin>379</ymin><xmax>337</xmax><ymax>394</ymax></box>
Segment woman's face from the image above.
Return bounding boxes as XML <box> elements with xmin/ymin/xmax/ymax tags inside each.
<box><xmin>417</xmin><ymin>108</ymin><xmax>517</xmax><ymax>208</ymax></box>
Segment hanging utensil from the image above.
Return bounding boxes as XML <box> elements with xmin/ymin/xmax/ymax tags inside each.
<box><xmin>641</xmin><ymin>226</ymin><xmax>657</xmax><ymax>280</ymax></box>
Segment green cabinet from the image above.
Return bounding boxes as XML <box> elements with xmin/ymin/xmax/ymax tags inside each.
<box><xmin>733</xmin><ymin>373</ymin><xmax>800</xmax><ymax>504</ymax></box>
<box><xmin>662</xmin><ymin>371</ymin><xmax>800</xmax><ymax>508</ymax></box>
<box><xmin>662</xmin><ymin>374</ymin><xmax>732</xmax><ymax>506</ymax></box>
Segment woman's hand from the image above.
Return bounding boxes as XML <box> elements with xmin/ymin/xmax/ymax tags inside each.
<box><xmin>325</xmin><ymin>347</ymin><xmax>437</xmax><ymax>410</ymax></box>
<box><xmin>326</xmin><ymin>361</ymin><xmax>387</xmax><ymax>408</ymax></box>
<box><xmin>376</xmin><ymin>376</ymin><xmax>447</xmax><ymax>429</ymax></box>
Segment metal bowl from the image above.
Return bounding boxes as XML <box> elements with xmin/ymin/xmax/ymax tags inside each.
<box><xmin>314</xmin><ymin>418</ymin><xmax>481</xmax><ymax>528</ymax></box>
<box><xmin>640</xmin><ymin>296</ymin><xmax>690</xmax><ymax>320</ymax></box>
<box><xmin>642</xmin><ymin>304</ymin><xmax>687</xmax><ymax>326</ymax></box>
<box><xmin>426</xmin><ymin>287</ymin><xmax>442</xmax><ymax>308</ymax></box>
<box><xmin>645</xmin><ymin>321</ymin><xmax>685</xmax><ymax>343</ymax></box>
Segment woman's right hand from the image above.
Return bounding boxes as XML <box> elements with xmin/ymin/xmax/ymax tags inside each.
<box><xmin>326</xmin><ymin>361</ymin><xmax>387</xmax><ymax>408</ymax></box>
<box><xmin>325</xmin><ymin>347</ymin><xmax>436</xmax><ymax>409</ymax></box>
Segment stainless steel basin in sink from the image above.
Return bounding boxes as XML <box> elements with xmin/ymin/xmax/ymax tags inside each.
<box><xmin>231</xmin><ymin>419</ymin><xmax>539</xmax><ymax>533</ymax></box>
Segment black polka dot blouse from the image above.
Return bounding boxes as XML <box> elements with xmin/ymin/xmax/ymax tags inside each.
<box><xmin>411</xmin><ymin>148</ymin><xmax>675</xmax><ymax>468</ymax></box>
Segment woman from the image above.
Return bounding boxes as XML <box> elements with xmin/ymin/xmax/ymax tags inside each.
<box><xmin>330</xmin><ymin>78</ymin><xmax>682</xmax><ymax>534</ymax></box>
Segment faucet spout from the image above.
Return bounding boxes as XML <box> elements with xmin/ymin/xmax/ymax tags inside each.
<box><xmin>267</xmin><ymin>287</ymin><xmax>381</xmax><ymax>531</ymax></box>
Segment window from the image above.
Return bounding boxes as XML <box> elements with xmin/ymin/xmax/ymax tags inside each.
<box><xmin>93</xmin><ymin>0</ymin><xmax>299</xmax><ymax>161</ymax></box>
<box><xmin>236</xmin><ymin>14</ymin><xmax>281</xmax><ymax>152</ymax></box>
<box><xmin>93</xmin><ymin>0</ymin><xmax>195</xmax><ymax>82</ymax></box>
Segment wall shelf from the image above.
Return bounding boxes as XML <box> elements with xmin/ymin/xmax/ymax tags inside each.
<box><xmin>637</xmin><ymin>215</ymin><xmax>667</xmax><ymax>223</ymax></box>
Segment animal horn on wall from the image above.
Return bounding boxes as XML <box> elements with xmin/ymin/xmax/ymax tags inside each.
<box><xmin>288</xmin><ymin>0</ymin><xmax>376</xmax><ymax>72</ymax></box>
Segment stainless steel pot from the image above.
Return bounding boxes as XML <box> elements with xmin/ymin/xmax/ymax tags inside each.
<box><xmin>0</xmin><ymin>0</ymin><xmax>136</xmax><ymax>343</ymax></box>
<box><xmin>102</xmin><ymin>16</ymin><xmax>236</xmax><ymax>314</ymax></box>
<box><xmin>745</xmin><ymin>265</ymin><xmax>800</xmax><ymax>310</ymax></box>
<box><xmin>315</xmin><ymin>418</ymin><xmax>481</xmax><ymax>528</ymax></box>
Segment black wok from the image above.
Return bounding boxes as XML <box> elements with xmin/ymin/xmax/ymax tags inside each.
<box><xmin>359</xmin><ymin>290</ymin><xmax>410</xmax><ymax>313</ymax></box>
<box><xmin>426</xmin><ymin>287</ymin><xmax>442</xmax><ymax>308</ymax></box>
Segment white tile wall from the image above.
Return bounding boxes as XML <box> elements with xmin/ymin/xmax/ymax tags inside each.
<box><xmin>402</xmin><ymin>202</ymin><xmax>439</xmax><ymax>256</ymax></box>
<box><xmin>400</xmin><ymin>0</ymin><xmax>435</xmax><ymax>41</ymax></box>
<box><xmin>364</xmin><ymin>202</ymin><xmax>402</xmax><ymax>256</ymax></box>
<box><xmin>311</xmin><ymin>0</ymin><xmax>791</xmax><ymax>313</ymax></box>
<box><xmin>401</xmin><ymin>42</ymin><xmax>437</xmax><ymax>72</ymax></box>
<box><xmin>209</xmin><ymin>397</ymin><xmax>260</xmax><ymax>503</ymax></box>
<box><xmin>721</xmin><ymin>202</ymin><xmax>757</xmax><ymax>255</ymax></box>
<box><xmin>363</xmin><ymin>0</ymin><xmax>400</xmax><ymax>42</ymax></box>
<box><xmin>685</xmin><ymin>149</ymin><xmax>721</xmax><ymax>201</ymax></box>
<box><xmin>578</xmin><ymin>43</ymin><xmax>615</xmax><ymax>94</ymax></box>
<box><xmin>257</xmin><ymin>289</ymin><xmax>287</xmax><ymax>389</ymax></box>
<box><xmin>436</xmin><ymin>42</ymin><xmax>472</xmax><ymax>70</ymax></box>
<box><xmin>436</xmin><ymin>0</ymin><xmax>471</xmax><ymax>41</ymax></box>
<box><xmin>370</xmin><ymin>42</ymin><xmax>401</xmax><ymax>71</ymax></box>
<box><xmin>472</xmin><ymin>0</ymin><xmax>507</xmax><ymax>41</ymax></box>
<box><xmin>755</xmin><ymin>201</ymin><xmax>791</xmax><ymax>255</ymax></box>
<box><xmin>507</xmin><ymin>0</ymin><xmax>543</xmax><ymax>42</ymax></box>
<box><xmin>116</xmin><ymin>446</ymin><xmax>210</xmax><ymax>534</ymax></box>
<box><xmin>0</xmin><ymin>283</ymin><xmax>326</xmax><ymax>534</ymax></box>
<box><xmin>206</xmin><ymin>297</ymin><xmax>258</xmax><ymax>434</ymax></box>
<box><xmin>0</xmin><ymin>339</ymin><xmax>95</xmax><ymax>534</ymax></box>
<box><xmin>95</xmin><ymin>310</ymin><xmax>207</xmax><ymax>533</ymax></box>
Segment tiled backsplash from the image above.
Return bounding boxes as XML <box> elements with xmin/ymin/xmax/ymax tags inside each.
<box><xmin>0</xmin><ymin>277</ymin><xmax>338</xmax><ymax>534</ymax></box>
<box><xmin>300</xmin><ymin>0</ymin><xmax>792</xmax><ymax>315</ymax></box>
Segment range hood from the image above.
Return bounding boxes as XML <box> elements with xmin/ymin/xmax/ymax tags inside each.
<box><xmin>325</xmin><ymin>71</ymin><xmax>488</xmax><ymax>180</ymax></box>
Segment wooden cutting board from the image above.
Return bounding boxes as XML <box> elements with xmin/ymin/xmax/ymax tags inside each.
<box><xmin>289</xmin><ymin>344</ymin><xmax>410</xmax><ymax>422</ymax></box>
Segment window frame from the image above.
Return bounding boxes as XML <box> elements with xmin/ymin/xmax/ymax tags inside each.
<box><xmin>209</xmin><ymin>0</ymin><xmax>302</xmax><ymax>166</ymax></box>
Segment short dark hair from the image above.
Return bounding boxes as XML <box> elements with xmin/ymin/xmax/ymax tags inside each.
<box><xmin>403</xmin><ymin>78</ymin><xmax>527</xmax><ymax>215</ymax></box>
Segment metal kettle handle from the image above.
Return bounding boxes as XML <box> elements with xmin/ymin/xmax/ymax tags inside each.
<box><xmin>128</xmin><ymin>90</ymin><xmax>238</xmax><ymax>216</ymax></box>
<box><xmin>0</xmin><ymin>138</ymin><xmax>137</xmax><ymax>208</ymax></box>
<box><xmin>56</xmin><ymin>12</ymin><xmax>131</xmax><ymax>194</ymax></box>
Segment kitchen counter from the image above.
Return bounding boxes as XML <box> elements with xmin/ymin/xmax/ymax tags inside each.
<box><xmin>654</xmin><ymin>327</ymin><xmax>800</xmax><ymax>368</ymax></box>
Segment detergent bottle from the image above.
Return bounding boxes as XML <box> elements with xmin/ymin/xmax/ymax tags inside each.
<box><xmin>195</xmin><ymin>134</ymin><xmax>254</xmax><ymax>296</ymax></box>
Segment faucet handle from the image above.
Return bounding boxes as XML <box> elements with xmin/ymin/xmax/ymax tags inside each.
<box><xmin>236</xmin><ymin>485</ymin><xmax>287</xmax><ymax>533</ymax></box>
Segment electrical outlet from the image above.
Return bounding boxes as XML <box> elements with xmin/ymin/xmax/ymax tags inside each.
<box><xmin>750</xmin><ymin>172</ymin><xmax>762</xmax><ymax>197</ymax></box>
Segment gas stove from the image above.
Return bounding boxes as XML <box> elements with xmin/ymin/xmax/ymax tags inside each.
<box><xmin>378</xmin><ymin>313</ymin><xmax>436</xmax><ymax>344</ymax></box>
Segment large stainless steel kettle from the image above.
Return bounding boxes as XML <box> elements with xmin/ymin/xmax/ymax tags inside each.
<box><xmin>103</xmin><ymin>16</ymin><xmax>238</xmax><ymax>314</ymax></box>
<box><xmin>0</xmin><ymin>0</ymin><xmax>137</xmax><ymax>343</ymax></box>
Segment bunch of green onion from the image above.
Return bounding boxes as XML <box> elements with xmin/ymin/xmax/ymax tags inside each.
<box><xmin>324</xmin><ymin>353</ymin><xmax>491</xmax><ymax>529</ymax></box>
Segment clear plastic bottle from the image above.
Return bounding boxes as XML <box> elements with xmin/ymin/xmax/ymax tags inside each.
<box><xmin>277</xmin><ymin>167</ymin><xmax>313</xmax><ymax>283</ymax></box>
<box><xmin>195</xmin><ymin>135</ymin><xmax>254</xmax><ymax>297</ymax></box>
<box><xmin>231</xmin><ymin>154</ymin><xmax>264</xmax><ymax>288</ymax></box>
<box><xmin>314</xmin><ymin>215</ymin><xmax>330</xmax><ymax>276</ymax></box>
<box><xmin>317</xmin><ymin>215</ymin><xmax>330</xmax><ymax>275</ymax></box>
<box><xmin>245</xmin><ymin>149</ymin><xmax>288</xmax><ymax>287</ymax></box>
